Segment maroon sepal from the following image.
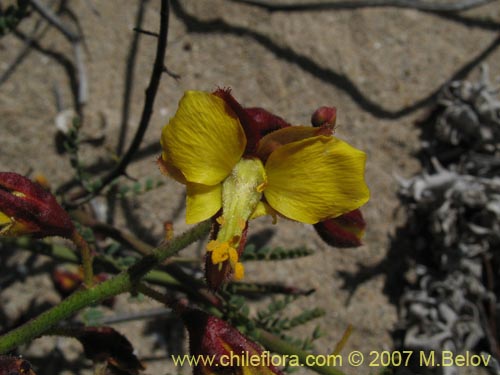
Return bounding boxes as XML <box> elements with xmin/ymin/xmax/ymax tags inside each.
<box><xmin>0</xmin><ymin>172</ymin><xmax>74</xmax><ymax>238</ymax></box>
<box><xmin>182</xmin><ymin>309</ymin><xmax>283</xmax><ymax>375</ymax></box>
<box><xmin>314</xmin><ymin>209</ymin><xmax>366</xmax><ymax>248</ymax></box>
<box><xmin>311</xmin><ymin>106</ymin><xmax>337</xmax><ymax>128</ymax></box>
<box><xmin>244</xmin><ymin>107</ymin><xmax>290</xmax><ymax>138</ymax></box>
<box><xmin>213</xmin><ymin>88</ymin><xmax>261</xmax><ymax>155</ymax></box>
<box><xmin>76</xmin><ymin>326</ymin><xmax>145</xmax><ymax>374</ymax></box>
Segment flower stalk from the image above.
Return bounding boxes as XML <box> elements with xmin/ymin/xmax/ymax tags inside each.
<box><xmin>0</xmin><ymin>220</ymin><xmax>211</xmax><ymax>354</ymax></box>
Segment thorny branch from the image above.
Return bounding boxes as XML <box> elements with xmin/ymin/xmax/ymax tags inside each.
<box><xmin>0</xmin><ymin>220</ymin><xmax>211</xmax><ymax>354</ymax></box>
<box><xmin>229</xmin><ymin>0</ymin><xmax>497</xmax><ymax>12</ymax></box>
<box><xmin>70</xmin><ymin>0</ymin><xmax>170</xmax><ymax>204</ymax></box>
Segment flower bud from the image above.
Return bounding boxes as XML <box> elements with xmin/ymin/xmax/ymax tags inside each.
<box><xmin>182</xmin><ymin>309</ymin><xmax>283</xmax><ymax>375</ymax></box>
<box><xmin>311</xmin><ymin>106</ymin><xmax>337</xmax><ymax>128</ymax></box>
<box><xmin>0</xmin><ymin>172</ymin><xmax>74</xmax><ymax>238</ymax></box>
<box><xmin>52</xmin><ymin>266</ymin><xmax>114</xmax><ymax>305</ymax></box>
<box><xmin>0</xmin><ymin>356</ymin><xmax>37</xmax><ymax>375</ymax></box>
<box><xmin>314</xmin><ymin>209</ymin><xmax>366</xmax><ymax>248</ymax></box>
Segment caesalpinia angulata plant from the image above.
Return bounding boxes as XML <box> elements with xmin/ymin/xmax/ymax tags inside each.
<box><xmin>0</xmin><ymin>88</ymin><xmax>369</xmax><ymax>375</ymax></box>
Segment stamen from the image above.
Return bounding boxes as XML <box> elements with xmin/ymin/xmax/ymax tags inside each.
<box><xmin>234</xmin><ymin>262</ymin><xmax>245</xmax><ymax>280</ymax></box>
<box><xmin>228</xmin><ymin>247</ymin><xmax>238</xmax><ymax>266</ymax></box>
<box><xmin>256</xmin><ymin>181</ymin><xmax>267</xmax><ymax>193</ymax></box>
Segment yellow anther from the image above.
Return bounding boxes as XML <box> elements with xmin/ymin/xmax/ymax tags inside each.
<box><xmin>206</xmin><ymin>240</ymin><xmax>219</xmax><ymax>252</ymax></box>
<box><xmin>256</xmin><ymin>181</ymin><xmax>267</xmax><ymax>193</ymax></box>
<box><xmin>228</xmin><ymin>247</ymin><xmax>238</xmax><ymax>266</ymax></box>
<box><xmin>211</xmin><ymin>247</ymin><xmax>229</xmax><ymax>264</ymax></box>
<box><xmin>207</xmin><ymin>240</ymin><xmax>235</xmax><ymax>265</ymax></box>
<box><xmin>234</xmin><ymin>262</ymin><xmax>245</xmax><ymax>280</ymax></box>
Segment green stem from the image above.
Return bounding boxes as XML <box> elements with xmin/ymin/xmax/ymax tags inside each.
<box><xmin>255</xmin><ymin>329</ymin><xmax>346</xmax><ymax>375</ymax></box>
<box><xmin>0</xmin><ymin>220</ymin><xmax>211</xmax><ymax>354</ymax></box>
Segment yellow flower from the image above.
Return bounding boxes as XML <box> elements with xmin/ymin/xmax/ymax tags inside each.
<box><xmin>160</xmin><ymin>90</ymin><xmax>369</xmax><ymax>286</ymax></box>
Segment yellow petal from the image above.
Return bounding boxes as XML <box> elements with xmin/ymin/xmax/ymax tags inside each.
<box><xmin>186</xmin><ymin>182</ymin><xmax>222</xmax><ymax>224</ymax></box>
<box><xmin>264</xmin><ymin>136</ymin><xmax>370</xmax><ymax>224</ymax></box>
<box><xmin>0</xmin><ymin>211</ymin><xmax>11</xmax><ymax>227</ymax></box>
<box><xmin>161</xmin><ymin>91</ymin><xmax>246</xmax><ymax>185</ymax></box>
<box><xmin>0</xmin><ymin>217</ymin><xmax>32</xmax><ymax>237</ymax></box>
<box><xmin>256</xmin><ymin>125</ymin><xmax>330</xmax><ymax>162</ymax></box>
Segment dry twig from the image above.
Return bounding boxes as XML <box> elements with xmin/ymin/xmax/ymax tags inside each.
<box><xmin>70</xmin><ymin>0</ymin><xmax>171</xmax><ymax>204</ymax></box>
<box><xmin>229</xmin><ymin>0</ymin><xmax>497</xmax><ymax>12</ymax></box>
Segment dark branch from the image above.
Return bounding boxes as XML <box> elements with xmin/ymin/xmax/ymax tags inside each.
<box><xmin>228</xmin><ymin>0</ymin><xmax>497</xmax><ymax>13</ymax></box>
<box><xmin>70</xmin><ymin>0</ymin><xmax>170</xmax><ymax>204</ymax></box>
<box><xmin>163</xmin><ymin>65</ymin><xmax>181</xmax><ymax>80</ymax></box>
<box><xmin>133</xmin><ymin>27</ymin><xmax>160</xmax><ymax>38</ymax></box>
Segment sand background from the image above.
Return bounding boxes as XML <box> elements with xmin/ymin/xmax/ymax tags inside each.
<box><xmin>1</xmin><ymin>1</ymin><xmax>500</xmax><ymax>374</ymax></box>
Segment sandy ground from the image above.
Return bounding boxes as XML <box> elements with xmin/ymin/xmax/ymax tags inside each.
<box><xmin>1</xmin><ymin>0</ymin><xmax>500</xmax><ymax>374</ymax></box>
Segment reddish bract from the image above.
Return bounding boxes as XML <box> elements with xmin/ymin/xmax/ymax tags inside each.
<box><xmin>183</xmin><ymin>309</ymin><xmax>283</xmax><ymax>375</ymax></box>
<box><xmin>314</xmin><ymin>209</ymin><xmax>366</xmax><ymax>248</ymax></box>
<box><xmin>0</xmin><ymin>172</ymin><xmax>74</xmax><ymax>238</ymax></box>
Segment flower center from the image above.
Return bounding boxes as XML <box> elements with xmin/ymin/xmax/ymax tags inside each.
<box><xmin>206</xmin><ymin>157</ymin><xmax>267</xmax><ymax>279</ymax></box>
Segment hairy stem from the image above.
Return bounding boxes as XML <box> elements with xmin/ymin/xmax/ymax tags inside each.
<box><xmin>0</xmin><ymin>220</ymin><xmax>210</xmax><ymax>354</ymax></box>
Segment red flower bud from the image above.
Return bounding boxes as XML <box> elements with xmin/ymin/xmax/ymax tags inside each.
<box><xmin>213</xmin><ymin>88</ymin><xmax>261</xmax><ymax>155</ymax></box>
<box><xmin>0</xmin><ymin>172</ymin><xmax>74</xmax><ymax>238</ymax></box>
<box><xmin>0</xmin><ymin>356</ymin><xmax>37</xmax><ymax>375</ymax></box>
<box><xmin>311</xmin><ymin>106</ymin><xmax>337</xmax><ymax>128</ymax></box>
<box><xmin>52</xmin><ymin>267</ymin><xmax>114</xmax><ymax>305</ymax></box>
<box><xmin>182</xmin><ymin>309</ymin><xmax>283</xmax><ymax>375</ymax></box>
<box><xmin>314</xmin><ymin>209</ymin><xmax>366</xmax><ymax>248</ymax></box>
<box><xmin>213</xmin><ymin>88</ymin><xmax>292</xmax><ymax>156</ymax></box>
